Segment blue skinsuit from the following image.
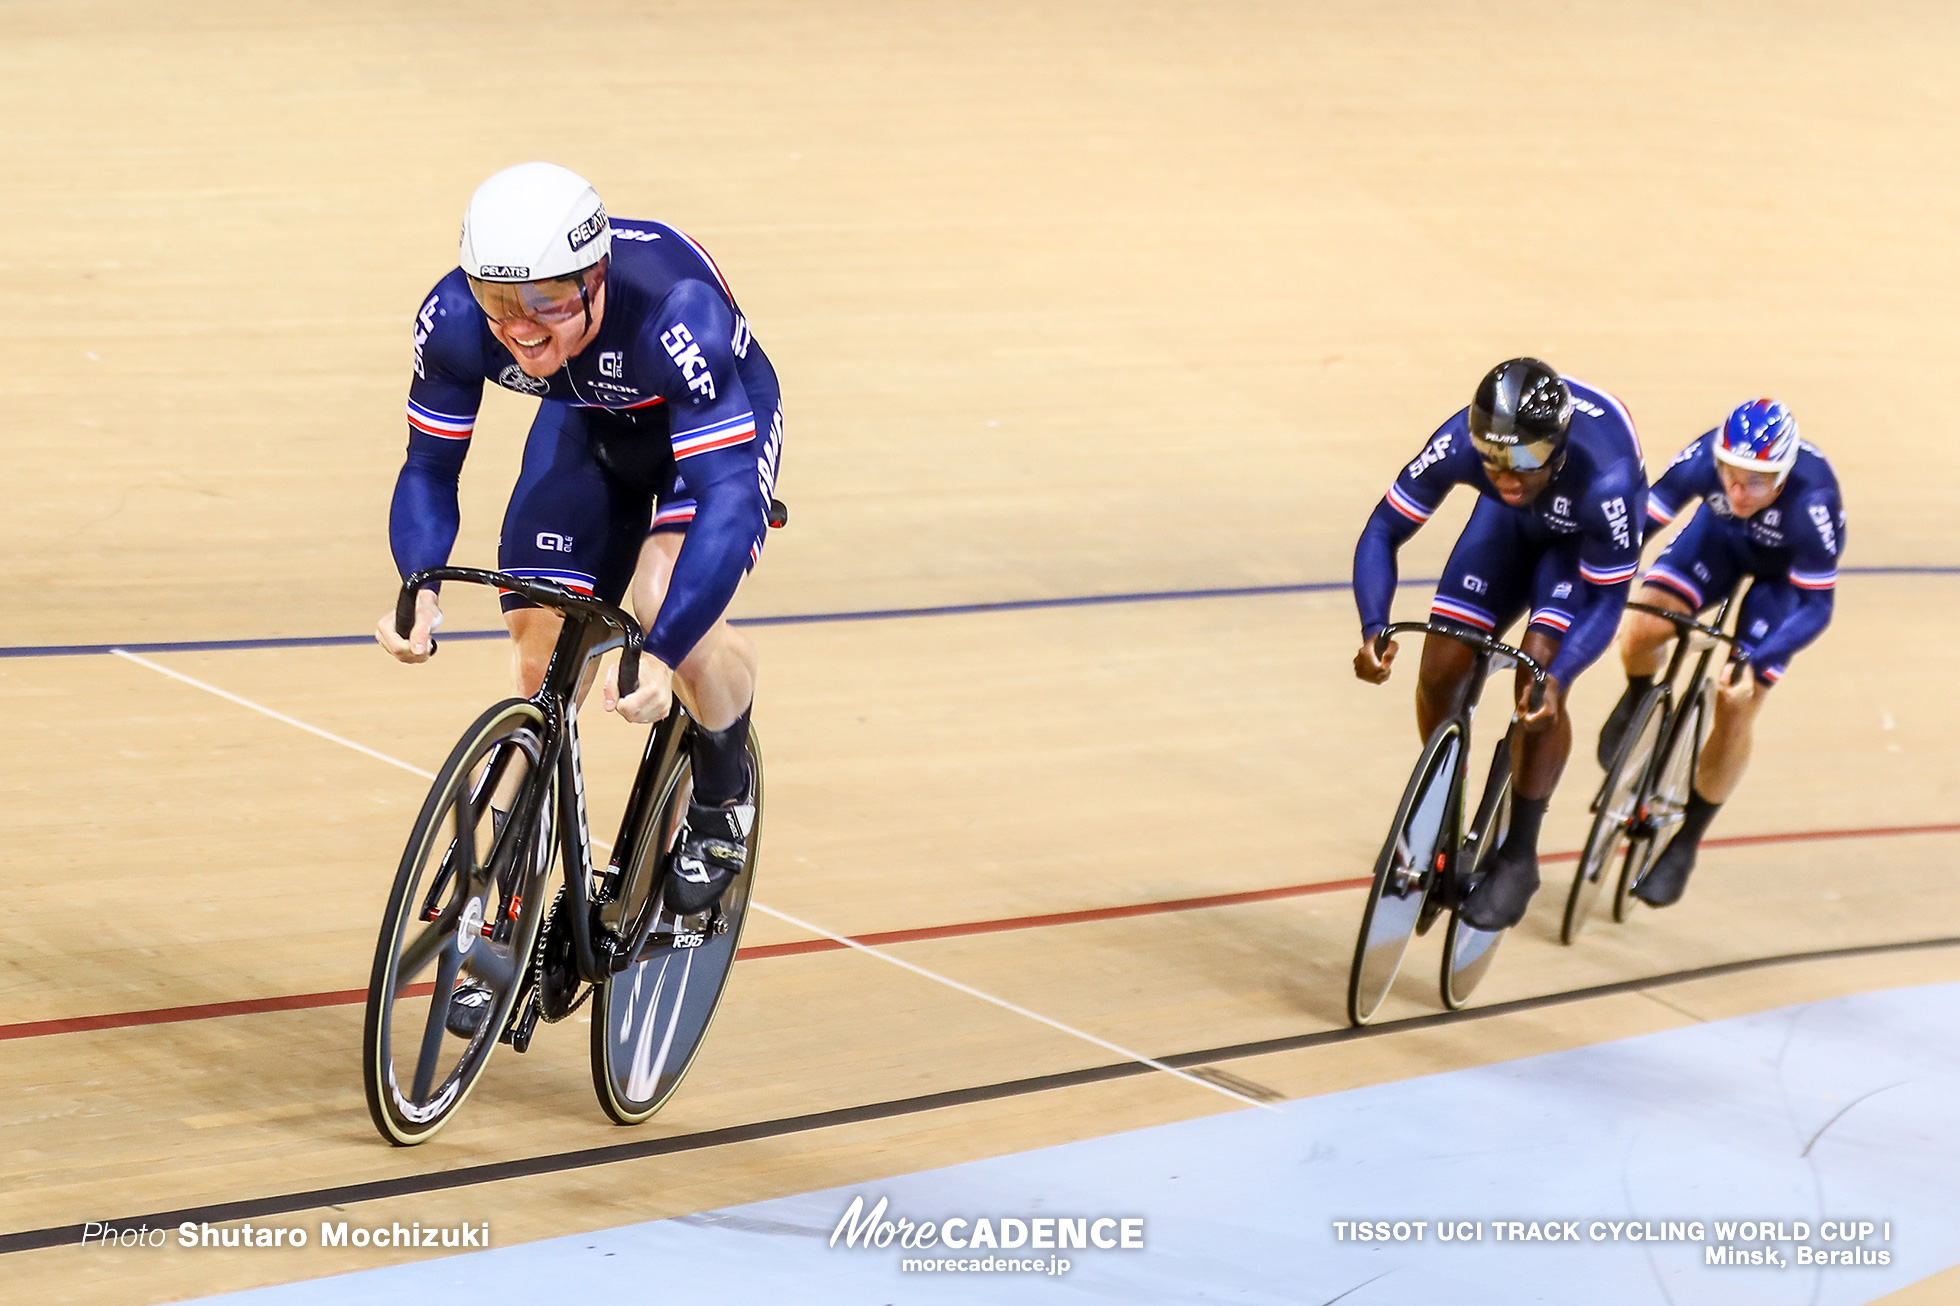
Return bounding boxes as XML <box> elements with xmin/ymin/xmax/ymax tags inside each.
<box><xmin>1640</xmin><ymin>435</ymin><xmax>1844</xmax><ymax>682</ymax></box>
<box><xmin>1351</xmin><ymin>379</ymin><xmax>1649</xmax><ymax>688</ymax></box>
<box><xmin>389</xmin><ymin>219</ymin><xmax>783</xmax><ymax>670</ymax></box>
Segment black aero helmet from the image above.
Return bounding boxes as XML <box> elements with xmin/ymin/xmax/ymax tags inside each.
<box><xmin>1468</xmin><ymin>358</ymin><xmax>1573</xmax><ymax>473</ymax></box>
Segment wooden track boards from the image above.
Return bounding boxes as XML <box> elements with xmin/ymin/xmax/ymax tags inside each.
<box><xmin>3</xmin><ymin>2</ymin><xmax>1957</xmax><ymax>1302</ymax></box>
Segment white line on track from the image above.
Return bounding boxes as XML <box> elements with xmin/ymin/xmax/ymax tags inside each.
<box><xmin>753</xmin><ymin>902</ymin><xmax>1275</xmax><ymax>1110</ymax></box>
<box><xmin>112</xmin><ymin>649</ymin><xmax>438</xmax><ymax>781</ymax></box>
<box><xmin>111</xmin><ymin>649</ymin><xmax>1272</xmax><ymax>1111</ymax></box>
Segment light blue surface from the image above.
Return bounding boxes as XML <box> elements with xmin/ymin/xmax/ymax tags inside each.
<box><xmin>194</xmin><ymin>982</ymin><xmax>1960</xmax><ymax>1304</ymax></box>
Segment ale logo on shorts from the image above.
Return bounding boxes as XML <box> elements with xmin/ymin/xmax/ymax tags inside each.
<box><xmin>498</xmin><ymin>365</ymin><xmax>550</xmax><ymax>396</ymax></box>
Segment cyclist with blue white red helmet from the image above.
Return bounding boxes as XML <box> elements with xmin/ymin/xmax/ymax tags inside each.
<box><xmin>375</xmin><ymin>162</ymin><xmax>783</xmax><ymax>946</ymax></box>
<box><xmin>1353</xmin><ymin>358</ymin><xmax>1649</xmax><ymax>931</ymax></box>
<box><xmin>1596</xmin><ymin>399</ymin><xmax>1846</xmax><ymax>907</ymax></box>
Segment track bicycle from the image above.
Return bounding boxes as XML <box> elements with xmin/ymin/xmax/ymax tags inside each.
<box><xmin>361</xmin><ymin>567</ymin><xmax>763</xmax><ymax>1146</ymax></box>
<box><xmin>1347</xmin><ymin>621</ymin><xmax>1547</xmax><ymax>1026</ymax></box>
<box><xmin>1560</xmin><ymin>593</ymin><xmax>1740</xmax><ymax>939</ymax></box>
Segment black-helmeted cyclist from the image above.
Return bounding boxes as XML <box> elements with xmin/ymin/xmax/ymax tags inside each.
<box><xmin>1351</xmin><ymin>359</ymin><xmax>1649</xmax><ymax>931</ymax></box>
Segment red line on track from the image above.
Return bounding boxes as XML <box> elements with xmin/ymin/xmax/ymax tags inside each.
<box><xmin>7</xmin><ymin>820</ymin><xmax>1955</xmax><ymax>1043</ymax></box>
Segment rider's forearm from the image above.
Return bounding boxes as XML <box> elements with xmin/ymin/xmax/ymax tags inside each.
<box><xmin>1353</xmin><ymin>502</ymin><xmax>1416</xmax><ymax>638</ymax></box>
<box><xmin>1547</xmin><ymin>579</ymin><xmax>1631</xmax><ymax>686</ymax></box>
<box><xmin>645</xmin><ymin>469</ymin><xmax>763</xmax><ymax>669</ymax></box>
<box><xmin>389</xmin><ymin>430</ymin><xmax>466</xmax><ymax>582</ymax></box>
<box><xmin>1750</xmin><ymin>587</ymin><xmax>1833</xmax><ymax>670</ymax></box>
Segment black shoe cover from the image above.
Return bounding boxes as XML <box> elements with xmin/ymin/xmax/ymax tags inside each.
<box><xmin>445</xmin><ymin>978</ymin><xmax>495</xmax><ymax>1039</ymax></box>
<box><xmin>1459</xmin><ymin>846</ymin><xmax>1541</xmax><ymax>932</ymax></box>
<box><xmin>1597</xmin><ymin>684</ymin><xmax>1644</xmax><ymax>770</ymax></box>
<box><xmin>1634</xmin><ymin>832</ymin><xmax>1699</xmax><ymax>907</ymax></box>
<box><xmin>665</xmin><ymin>799</ymin><xmax>753</xmax><ymax>916</ymax></box>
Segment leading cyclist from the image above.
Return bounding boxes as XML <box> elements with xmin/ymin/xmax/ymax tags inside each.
<box><xmin>375</xmin><ymin>162</ymin><xmax>782</xmax><ymax>923</ymax></box>
<box><xmin>1595</xmin><ymin>399</ymin><xmax>1845</xmax><ymax>907</ymax></box>
<box><xmin>1352</xmin><ymin>359</ymin><xmax>1648</xmax><ymax>931</ymax></box>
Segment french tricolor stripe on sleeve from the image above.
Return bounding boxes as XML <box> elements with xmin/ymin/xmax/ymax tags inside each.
<box><xmin>407</xmin><ymin>399</ymin><xmax>475</xmax><ymax>440</ymax></box>
<box><xmin>1580</xmin><ymin>558</ymin><xmax>1640</xmax><ymax>585</ymax></box>
<box><xmin>1385</xmin><ymin>483</ymin><xmax>1435</xmax><ymax>523</ymax></box>
<box><xmin>1647</xmin><ymin>493</ymin><xmax>1678</xmax><ymax>524</ymax></box>
<box><xmin>1789</xmin><ymin>567</ymin><xmax>1837</xmax><ymax>591</ymax></box>
<box><xmin>672</xmin><ymin>411</ymin><xmax>756</xmax><ymax>460</ymax></box>
<box><xmin>1529</xmin><ymin>607</ymin><xmax>1574</xmax><ymax>634</ymax></box>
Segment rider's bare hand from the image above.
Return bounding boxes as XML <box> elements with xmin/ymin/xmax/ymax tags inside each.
<box><xmin>1354</xmin><ymin>635</ymin><xmax>1397</xmax><ymax>685</ymax></box>
<box><xmin>1718</xmin><ymin>658</ymin><xmax>1760</xmax><ymax>706</ymax></box>
<box><xmin>1516</xmin><ymin>674</ymin><xmax>1563</xmax><ymax>733</ymax></box>
<box><xmin>376</xmin><ymin>589</ymin><xmax>442</xmax><ymax>664</ymax></box>
<box><xmin>603</xmin><ymin>656</ymin><xmax>674</xmax><ymax>725</ymax></box>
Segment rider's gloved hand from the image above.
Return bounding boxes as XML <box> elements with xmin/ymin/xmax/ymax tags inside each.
<box><xmin>376</xmin><ymin>589</ymin><xmax>443</xmax><ymax>663</ymax></box>
<box><xmin>1516</xmin><ymin>674</ymin><xmax>1563</xmax><ymax>733</ymax></box>
<box><xmin>1354</xmin><ymin>633</ymin><xmax>1397</xmax><ymax>684</ymax></box>
<box><xmin>604</xmin><ymin>655</ymin><xmax>674</xmax><ymax>724</ymax></box>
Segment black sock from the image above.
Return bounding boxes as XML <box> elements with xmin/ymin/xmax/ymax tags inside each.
<box><xmin>1625</xmin><ymin>673</ymin><xmax>1654</xmax><ymax>698</ymax></box>
<box><xmin>1674</xmin><ymin>789</ymin><xmax>1722</xmax><ymax>847</ymax></box>
<box><xmin>689</xmin><ymin>705</ymin><xmax>753</xmax><ymax>807</ymax></box>
<box><xmin>1502</xmin><ymin>795</ymin><xmax>1549</xmax><ymax>857</ymax></box>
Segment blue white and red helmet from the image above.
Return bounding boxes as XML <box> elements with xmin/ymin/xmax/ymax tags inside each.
<box><xmin>1715</xmin><ymin>399</ymin><xmax>1800</xmax><ymax>478</ymax></box>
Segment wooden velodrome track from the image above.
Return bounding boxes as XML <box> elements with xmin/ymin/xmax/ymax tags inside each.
<box><xmin>4</xmin><ymin>1</ymin><xmax>1958</xmax><ymax>1301</ymax></box>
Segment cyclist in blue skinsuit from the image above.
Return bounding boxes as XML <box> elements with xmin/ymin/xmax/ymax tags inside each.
<box><xmin>376</xmin><ymin>163</ymin><xmax>781</xmax><ymax>947</ymax></box>
<box><xmin>1596</xmin><ymin>399</ymin><xmax>1845</xmax><ymax>907</ymax></box>
<box><xmin>1352</xmin><ymin>359</ymin><xmax>1648</xmax><ymax>930</ymax></box>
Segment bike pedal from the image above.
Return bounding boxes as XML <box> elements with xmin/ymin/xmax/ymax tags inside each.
<box><xmin>505</xmin><ymin>990</ymin><xmax>542</xmax><ymax>1053</ymax></box>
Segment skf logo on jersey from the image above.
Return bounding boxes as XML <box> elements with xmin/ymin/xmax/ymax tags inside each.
<box><xmin>1602</xmin><ymin>496</ymin><xmax>1631</xmax><ymax>549</ymax></box>
<box><xmin>1569</xmin><ymin>396</ymin><xmax>1605</xmax><ymax>418</ymax></box>
<box><xmin>757</xmin><ymin>408</ymin><xmax>784</xmax><ymax>504</ymax></box>
<box><xmin>1407</xmin><ymin>432</ymin><xmax>1453</xmax><ymax>479</ymax></box>
<box><xmin>478</xmin><ymin>264</ymin><xmax>530</xmax><ymax>279</ymax></box>
<box><xmin>613</xmin><ymin>228</ymin><xmax>661</xmax><ymax>242</ymax></box>
<box><xmin>731</xmin><ymin>314</ymin><xmax>752</xmax><ymax>360</ymax></box>
<box><xmin>535</xmin><ymin>532</ymin><xmax>573</xmax><ymax>553</ymax></box>
<box><xmin>660</xmin><ymin>323</ymin><xmax>718</xmax><ymax>400</ymax></box>
<box><xmin>566</xmin><ymin>207</ymin><xmax>607</xmax><ymax>253</ymax></box>
<box><xmin>497</xmin><ymin>364</ymin><xmax>550</xmax><ymax>396</ymax></box>
<box><xmin>412</xmin><ymin>292</ymin><xmax>440</xmax><ymax>379</ymax></box>
<box><xmin>599</xmin><ymin>350</ymin><xmax>624</xmax><ymax>379</ymax></box>
<box><xmin>1808</xmin><ymin>502</ymin><xmax>1839</xmax><ymax>555</ymax></box>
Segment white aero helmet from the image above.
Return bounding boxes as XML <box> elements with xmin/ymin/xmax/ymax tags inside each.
<box><xmin>459</xmin><ymin>162</ymin><xmax>610</xmax><ymax>325</ymax></box>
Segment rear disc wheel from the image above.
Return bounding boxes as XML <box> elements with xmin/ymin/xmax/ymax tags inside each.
<box><xmin>590</xmin><ymin>725</ymin><xmax>764</xmax><ymax>1124</ymax></box>
<box><xmin>1441</xmin><ymin>749</ymin><xmax>1512</xmax><ymax>1009</ymax></box>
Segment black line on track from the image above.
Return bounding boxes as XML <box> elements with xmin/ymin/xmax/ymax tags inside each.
<box><xmin>7</xmin><ymin>932</ymin><xmax>1956</xmax><ymax>1256</ymax></box>
<box><xmin>4</xmin><ymin>564</ymin><xmax>1951</xmax><ymax>659</ymax></box>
